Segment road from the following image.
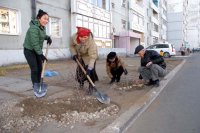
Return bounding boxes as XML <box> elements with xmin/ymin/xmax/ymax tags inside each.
<box><xmin>126</xmin><ymin>54</ymin><xmax>200</xmax><ymax>133</ymax></box>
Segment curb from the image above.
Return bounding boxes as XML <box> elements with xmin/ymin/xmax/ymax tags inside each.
<box><xmin>100</xmin><ymin>59</ymin><xmax>186</xmax><ymax>133</ymax></box>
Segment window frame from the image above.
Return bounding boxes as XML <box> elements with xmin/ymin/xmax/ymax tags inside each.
<box><xmin>46</xmin><ymin>17</ymin><xmax>62</xmax><ymax>38</ymax></box>
<box><xmin>0</xmin><ymin>6</ymin><xmax>21</xmax><ymax>35</ymax></box>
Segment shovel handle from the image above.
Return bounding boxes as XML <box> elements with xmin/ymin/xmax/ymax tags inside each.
<box><xmin>75</xmin><ymin>58</ymin><xmax>95</xmax><ymax>87</ymax></box>
<box><xmin>41</xmin><ymin>45</ymin><xmax>49</xmax><ymax>79</ymax></box>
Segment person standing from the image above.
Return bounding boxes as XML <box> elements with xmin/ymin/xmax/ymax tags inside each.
<box><xmin>70</xmin><ymin>27</ymin><xmax>98</xmax><ymax>95</ymax></box>
<box><xmin>106</xmin><ymin>52</ymin><xmax>128</xmax><ymax>84</ymax></box>
<box><xmin>23</xmin><ymin>9</ymin><xmax>52</xmax><ymax>88</ymax></box>
<box><xmin>134</xmin><ymin>45</ymin><xmax>167</xmax><ymax>87</ymax></box>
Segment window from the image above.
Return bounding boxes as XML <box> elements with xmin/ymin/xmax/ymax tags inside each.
<box><xmin>111</xmin><ymin>2</ymin><xmax>115</xmax><ymax>9</ymax></box>
<box><xmin>76</xmin><ymin>15</ymin><xmax>110</xmax><ymax>39</ymax></box>
<box><xmin>121</xmin><ymin>19</ymin><xmax>126</xmax><ymax>29</ymax></box>
<box><xmin>47</xmin><ymin>17</ymin><xmax>62</xmax><ymax>38</ymax></box>
<box><xmin>153</xmin><ymin>37</ymin><xmax>158</xmax><ymax>43</ymax></box>
<box><xmin>122</xmin><ymin>0</ymin><xmax>126</xmax><ymax>7</ymax></box>
<box><xmin>0</xmin><ymin>7</ymin><xmax>20</xmax><ymax>35</ymax></box>
<box><xmin>88</xmin><ymin>0</ymin><xmax>110</xmax><ymax>10</ymax></box>
<box><xmin>148</xmin><ymin>45</ymin><xmax>156</xmax><ymax>49</ymax></box>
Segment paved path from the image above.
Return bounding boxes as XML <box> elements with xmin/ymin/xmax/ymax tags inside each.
<box><xmin>126</xmin><ymin>54</ymin><xmax>200</xmax><ymax>133</ymax></box>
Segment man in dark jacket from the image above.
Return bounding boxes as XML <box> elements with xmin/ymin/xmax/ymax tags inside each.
<box><xmin>134</xmin><ymin>45</ymin><xmax>167</xmax><ymax>87</ymax></box>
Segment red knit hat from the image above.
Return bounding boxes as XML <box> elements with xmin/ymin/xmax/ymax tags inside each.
<box><xmin>76</xmin><ymin>26</ymin><xmax>91</xmax><ymax>44</ymax></box>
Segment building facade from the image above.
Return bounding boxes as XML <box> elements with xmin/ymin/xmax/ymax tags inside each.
<box><xmin>71</xmin><ymin>0</ymin><xmax>112</xmax><ymax>48</ymax></box>
<box><xmin>159</xmin><ymin>0</ymin><xmax>167</xmax><ymax>42</ymax></box>
<box><xmin>111</xmin><ymin>0</ymin><xmax>145</xmax><ymax>56</ymax></box>
<box><xmin>0</xmin><ymin>0</ymin><xmax>71</xmax><ymax>66</ymax></box>
<box><xmin>167</xmin><ymin>0</ymin><xmax>188</xmax><ymax>50</ymax></box>
<box><xmin>186</xmin><ymin>0</ymin><xmax>200</xmax><ymax>48</ymax></box>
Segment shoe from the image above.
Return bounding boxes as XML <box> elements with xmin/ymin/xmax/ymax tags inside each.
<box><xmin>110</xmin><ymin>77</ymin><xmax>116</xmax><ymax>84</ymax></box>
<box><xmin>154</xmin><ymin>79</ymin><xmax>160</xmax><ymax>87</ymax></box>
<box><xmin>86</xmin><ymin>85</ymin><xmax>93</xmax><ymax>95</ymax></box>
<box><xmin>145</xmin><ymin>79</ymin><xmax>154</xmax><ymax>86</ymax></box>
<box><xmin>116</xmin><ymin>77</ymin><xmax>121</xmax><ymax>83</ymax></box>
<box><xmin>79</xmin><ymin>82</ymin><xmax>84</xmax><ymax>89</ymax></box>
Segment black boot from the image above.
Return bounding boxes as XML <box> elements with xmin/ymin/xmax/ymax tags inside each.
<box><xmin>78</xmin><ymin>81</ymin><xmax>84</xmax><ymax>89</ymax></box>
<box><xmin>154</xmin><ymin>79</ymin><xmax>160</xmax><ymax>87</ymax></box>
<box><xmin>145</xmin><ymin>79</ymin><xmax>154</xmax><ymax>86</ymax></box>
<box><xmin>110</xmin><ymin>77</ymin><xmax>116</xmax><ymax>84</ymax></box>
<box><xmin>116</xmin><ymin>76</ymin><xmax>121</xmax><ymax>83</ymax></box>
<box><xmin>86</xmin><ymin>84</ymin><xmax>93</xmax><ymax>95</ymax></box>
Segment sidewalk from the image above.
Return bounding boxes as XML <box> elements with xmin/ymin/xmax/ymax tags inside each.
<box><xmin>0</xmin><ymin>57</ymin><xmax>184</xmax><ymax>133</ymax></box>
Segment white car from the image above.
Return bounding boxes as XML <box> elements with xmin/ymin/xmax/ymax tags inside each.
<box><xmin>146</xmin><ymin>43</ymin><xmax>176</xmax><ymax>58</ymax></box>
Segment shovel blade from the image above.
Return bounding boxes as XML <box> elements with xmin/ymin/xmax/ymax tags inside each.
<box><xmin>95</xmin><ymin>91</ymin><xmax>110</xmax><ymax>104</ymax></box>
<box><xmin>33</xmin><ymin>83</ymin><xmax>48</xmax><ymax>98</ymax></box>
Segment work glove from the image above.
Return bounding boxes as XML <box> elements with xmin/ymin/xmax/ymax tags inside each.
<box><xmin>39</xmin><ymin>54</ymin><xmax>48</xmax><ymax>62</ymax></box>
<box><xmin>124</xmin><ymin>68</ymin><xmax>128</xmax><ymax>75</ymax></box>
<box><xmin>72</xmin><ymin>55</ymin><xmax>78</xmax><ymax>62</ymax></box>
<box><xmin>86</xmin><ymin>68</ymin><xmax>93</xmax><ymax>77</ymax></box>
<box><xmin>47</xmin><ymin>37</ymin><xmax>52</xmax><ymax>45</ymax></box>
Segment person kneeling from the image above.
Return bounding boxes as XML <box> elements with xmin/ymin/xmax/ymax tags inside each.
<box><xmin>106</xmin><ymin>52</ymin><xmax>128</xmax><ymax>84</ymax></box>
<box><xmin>134</xmin><ymin>45</ymin><xmax>167</xmax><ymax>87</ymax></box>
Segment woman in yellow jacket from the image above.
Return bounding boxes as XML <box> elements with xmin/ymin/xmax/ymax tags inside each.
<box><xmin>106</xmin><ymin>52</ymin><xmax>128</xmax><ymax>84</ymax></box>
<box><xmin>70</xmin><ymin>27</ymin><xmax>98</xmax><ymax>95</ymax></box>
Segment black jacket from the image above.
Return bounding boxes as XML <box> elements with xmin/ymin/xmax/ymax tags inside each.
<box><xmin>139</xmin><ymin>50</ymin><xmax>166</xmax><ymax>79</ymax></box>
<box><xmin>141</xmin><ymin>50</ymin><xmax>166</xmax><ymax>69</ymax></box>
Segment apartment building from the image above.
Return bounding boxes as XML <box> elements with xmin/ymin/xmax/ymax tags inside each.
<box><xmin>111</xmin><ymin>0</ymin><xmax>145</xmax><ymax>55</ymax></box>
<box><xmin>186</xmin><ymin>0</ymin><xmax>200</xmax><ymax>48</ymax></box>
<box><xmin>0</xmin><ymin>0</ymin><xmax>71</xmax><ymax>66</ymax></box>
<box><xmin>167</xmin><ymin>0</ymin><xmax>188</xmax><ymax>50</ymax></box>
<box><xmin>159</xmin><ymin>0</ymin><xmax>167</xmax><ymax>42</ymax></box>
<box><xmin>71</xmin><ymin>0</ymin><xmax>112</xmax><ymax>48</ymax></box>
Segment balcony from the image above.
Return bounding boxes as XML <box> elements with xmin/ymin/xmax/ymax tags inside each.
<box><xmin>151</xmin><ymin>16</ymin><xmax>159</xmax><ymax>25</ymax></box>
<box><xmin>150</xmin><ymin>1</ymin><xmax>159</xmax><ymax>13</ymax></box>
<box><xmin>151</xmin><ymin>30</ymin><xmax>159</xmax><ymax>37</ymax></box>
<box><xmin>161</xmin><ymin>13</ymin><xmax>167</xmax><ymax>20</ymax></box>
<box><xmin>130</xmin><ymin>22</ymin><xmax>144</xmax><ymax>33</ymax></box>
<box><xmin>162</xmin><ymin>34</ymin><xmax>167</xmax><ymax>40</ymax></box>
<box><xmin>130</xmin><ymin>2</ymin><xmax>145</xmax><ymax>16</ymax></box>
<box><xmin>71</xmin><ymin>0</ymin><xmax>111</xmax><ymax>22</ymax></box>
<box><xmin>162</xmin><ymin>3</ymin><xmax>167</xmax><ymax>10</ymax></box>
<box><xmin>162</xmin><ymin>24</ymin><xmax>167</xmax><ymax>30</ymax></box>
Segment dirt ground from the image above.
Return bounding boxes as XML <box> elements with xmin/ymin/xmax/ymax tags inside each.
<box><xmin>0</xmin><ymin>57</ymin><xmax>183</xmax><ymax>132</ymax></box>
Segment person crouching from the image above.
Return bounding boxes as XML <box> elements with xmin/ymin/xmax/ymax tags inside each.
<box><xmin>134</xmin><ymin>45</ymin><xmax>167</xmax><ymax>87</ymax></box>
<box><xmin>106</xmin><ymin>52</ymin><xmax>128</xmax><ymax>84</ymax></box>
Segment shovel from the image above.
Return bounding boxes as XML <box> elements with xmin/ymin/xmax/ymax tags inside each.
<box><xmin>33</xmin><ymin>45</ymin><xmax>49</xmax><ymax>98</ymax></box>
<box><xmin>75</xmin><ymin>58</ymin><xmax>110</xmax><ymax>104</ymax></box>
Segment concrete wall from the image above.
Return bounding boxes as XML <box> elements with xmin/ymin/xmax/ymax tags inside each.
<box><xmin>0</xmin><ymin>0</ymin><xmax>71</xmax><ymax>66</ymax></box>
<box><xmin>98</xmin><ymin>48</ymin><xmax>126</xmax><ymax>59</ymax></box>
<box><xmin>111</xmin><ymin>0</ymin><xmax>128</xmax><ymax>35</ymax></box>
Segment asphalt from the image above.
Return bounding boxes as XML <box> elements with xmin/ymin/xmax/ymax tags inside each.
<box><xmin>100</xmin><ymin>59</ymin><xmax>186</xmax><ymax>133</ymax></box>
<box><xmin>0</xmin><ymin>56</ymin><xmax>187</xmax><ymax>133</ymax></box>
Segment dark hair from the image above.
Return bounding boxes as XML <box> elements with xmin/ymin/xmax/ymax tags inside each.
<box><xmin>37</xmin><ymin>9</ymin><xmax>48</xmax><ymax>19</ymax></box>
<box><xmin>106</xmin><ymin>52</ymin><xmax>118</xmax><ymax>65</ymax></box>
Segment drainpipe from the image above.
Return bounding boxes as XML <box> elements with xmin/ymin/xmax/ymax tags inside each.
<box><xmin>31</xmin><ymin>0</ymin><xmax>36</xmax><ymax>19</ymax></box>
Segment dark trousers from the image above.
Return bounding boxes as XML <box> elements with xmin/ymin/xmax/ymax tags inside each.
<box><xmin>76</xmin><ymin>59</ymin><xmax>98</xmax><ymax>86</ymax></box>
<box><xmin>111</xmin><ymin>66</ymin><xmax>124</xmax><ymax>81</ymax></box>
<box><xmin>24</xmin><ymin>48</ymin><xmax>42</xmax><ymax>85</ymax></box>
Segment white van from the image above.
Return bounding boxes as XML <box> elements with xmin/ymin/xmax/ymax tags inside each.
<box><xmin>146</xmin><ymin>43</ymin><xmax>176</xmax><ymax>57</ymax></box>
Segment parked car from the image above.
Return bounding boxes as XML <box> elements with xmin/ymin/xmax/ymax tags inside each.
<box><xmin>192</xmin><ymin>47</ymin><xmax>200</xmax><ymax>52</ymax></box>
<box><xmin>146</xmin><ymin>43</ymin><xmax>176</xmax><ymax>58</ymax></box>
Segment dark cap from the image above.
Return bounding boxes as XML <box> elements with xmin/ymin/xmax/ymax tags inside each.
<box><xmin>107</xmin><ymin>52</ymin><xmax>116</xmax><ymax>59</ymax></box>
<box><xmin>134</xmin><ymin>45</ymin><xmax>144</xmax><ymax>54</ymax></box>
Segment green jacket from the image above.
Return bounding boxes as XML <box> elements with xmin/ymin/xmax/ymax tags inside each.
<box><xmin>23</xmin><ymin>19</ymin><xmax>48</xmax><ymax>55</ymax></box>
